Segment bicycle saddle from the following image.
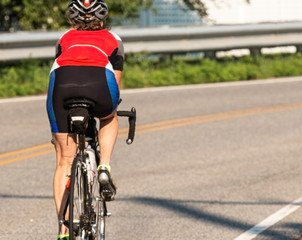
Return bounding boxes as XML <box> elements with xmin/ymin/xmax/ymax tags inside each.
<box><xmin>64</xmin><ymin>97</ymin><xmax>96</xmax><ymax>109</ymax></box>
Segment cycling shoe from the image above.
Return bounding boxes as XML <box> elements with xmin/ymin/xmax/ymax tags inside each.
<box><xmin>98</xmin><ymin>166</ymin><xmax>116</xmax><ymax>201</ymax></box>
<box><xmin>57</xmin><ymin>235</ymin><xmax>69</xmax><ymax>240</ymax></box>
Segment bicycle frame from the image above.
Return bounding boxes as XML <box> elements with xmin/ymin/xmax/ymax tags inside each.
<box><xmin>60</xmin><ymin>97</ymin><xmax>136</xmax><ymax>240</ymax></box>
<box><xmin>64</xmin><ymin>122</ymin><xmax>109</xmax><ymax>240</ymax></box>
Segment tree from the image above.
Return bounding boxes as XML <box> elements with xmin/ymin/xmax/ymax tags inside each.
<box><xmin>21</xmin><ymin>0</ymin><xmax>68</xmax><ymax>30</ymax></box>
<box><xmin>0</xmin><ymin>0</ymin><xmax>153</xmax><ymax>31</ymax></box>
<box><xmin>0</xmin><ymin>0</ymin><xmax>250</xmax><ymax>31</ymax></box>
<box><xmin>0</xmin><ymin>0</ymin><xmax>23</xmax><ymax>31</ymax></box>
<box><xmin>108</xmin><ymin>0</ymin><xmax>153</xmax><ymax>20</ymax></box>
<box><xmin>180</xmin><ymin>0</ymin><xmax>208</xmax><ymax>17</ymax></box>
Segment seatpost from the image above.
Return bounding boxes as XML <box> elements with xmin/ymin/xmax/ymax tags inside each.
<box><xmin>78</xmin><ymin>134</ymin><xmax>86</xmax><ymax>153</ymax></box>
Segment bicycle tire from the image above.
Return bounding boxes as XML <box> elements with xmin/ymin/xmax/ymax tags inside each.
<box><xmin>93</xmin><ymin>195</ymin><xmax>106</xmax><ymax>240</ymax></box>
<box><xmin>98</xmin><ymin>201</ymin><xmax>106</xmax><ymax>240</ymax></box>
<box><xmin>89</xmin><ymin>159</ymin><xmax>107</xmax><ymax>240</ymax></box>
<box><xmin>69</xmin><ymin>155</ymin><xmax>87</xmax><ymax>240</ymax></box>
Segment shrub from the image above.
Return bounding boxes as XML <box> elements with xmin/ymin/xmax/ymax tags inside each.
<box><xmin>1</xmin><ymin>53</ymin><xmax>302</xmax><ymax>98</ymax></box>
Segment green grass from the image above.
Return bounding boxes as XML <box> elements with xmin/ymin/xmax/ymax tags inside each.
<box><xmin>1</xmin><ymin>53</ymin><xmax>302</xmax><ymax>98</ymax></box>
<box><xmin>122</xmin><ymin>53</ymin><xmax>302</xmax><ymax>88</ymax></box>
<box><xmin>0</xmin><ymin>59</ymin><xmax>51</xmax><ymax>97</ymax></box>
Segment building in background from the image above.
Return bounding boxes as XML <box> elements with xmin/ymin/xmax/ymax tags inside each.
<box><xmin>118</xmin><ymin>0</ymin><xmax>302</xmax><ymax>27</ymax></box>
<box><xmin>139</xmin><ymin>0</ymin><xmax>203</xmax><ymax>26</ymax></box>
<box><xmin>204</xmin><ymin>0</ymin><xmax>302</xmax><ymax>24</ymax></box>
<box><xmin>120</xmin><ymin>0</ymin><xmax>203</xmax><ymax>27</ymax></box>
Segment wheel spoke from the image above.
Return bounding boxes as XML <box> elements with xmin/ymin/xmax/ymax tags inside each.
<box><xmin>70</xmin><ymin>157</ymin><xmax>86</xmax><ymax>239</ymax></box>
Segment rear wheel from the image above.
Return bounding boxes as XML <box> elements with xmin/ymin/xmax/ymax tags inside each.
<box><xmin>69</xmin><ymin>155</ymin><xmax>86</xmax><ymax>240</ymax></box>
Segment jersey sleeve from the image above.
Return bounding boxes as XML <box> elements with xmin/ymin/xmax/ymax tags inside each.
<box><xmin>54</xmin><ymin>30</ymin><xmax>71</xmax><ymax>59</ymax></box>
<box><xmin>55</xmin><ymin>40</ymin><xmax>62</xmax><ymax>58</ymax></box>
<box><xmin>108</xmin><ymin>32</ymin><xmax>125</xmax><ymax>71</ymax></box>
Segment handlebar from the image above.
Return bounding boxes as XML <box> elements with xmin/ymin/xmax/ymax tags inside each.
<box><xmin>117</xmin><ymin>107</ymin><xmax>136</xmax><ymax>144</ymax></box>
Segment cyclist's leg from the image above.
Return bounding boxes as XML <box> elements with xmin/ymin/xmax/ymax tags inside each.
<box><xmin>97</xmin><ymin>67</ymin><xmax>120</xmax><ymax>170</ymax></box>
<box><xmin>98</xmin><ymin>111</ymin><xmax>118</xmax><ymax>168</ymax></box>
<box><xmin>52</xmin><ymin>133</ymin><xmax>77</xmax><ymax>235</ymax></box>
<box><xmin>97</xmin><ymin>111</ymin><xmax>118</xmax><ymax>200</ymax></box>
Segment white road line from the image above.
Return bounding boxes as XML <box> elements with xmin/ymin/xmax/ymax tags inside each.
<box><xmin>1</xmin><ymin>76</ymin><xmax>302</xmax><ymax>104</ymax></box>
<box><xmin>0</xmin><ymin>95</ymin><xmax>46</xmax><ymax>104</ymax></box>
<box><xmin>234</xmin><ymin>197</ymin><xmax>302</xmax><ymax>240</ymax></box>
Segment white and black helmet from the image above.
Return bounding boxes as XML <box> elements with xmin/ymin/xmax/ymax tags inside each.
<box><xmin>68</xmin><ymin>0</ymin><xmax>109</xmax><ymax>22</ymax></box>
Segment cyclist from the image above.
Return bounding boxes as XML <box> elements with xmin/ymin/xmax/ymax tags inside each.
<box><xmin>46</xmin><ymin>0</ymin><xmax>124</xmax><ymax>239</ymax></box>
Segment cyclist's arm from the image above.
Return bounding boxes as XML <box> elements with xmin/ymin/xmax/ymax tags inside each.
<box><xmin>109</xmin><ymin>36</ymin><xmax>124</xmax><ymax>90</ymax></box>
<box><xmin>114</xmin><ymin>70</ymin><xmax>122</xmax><ymax>90</ymax></box>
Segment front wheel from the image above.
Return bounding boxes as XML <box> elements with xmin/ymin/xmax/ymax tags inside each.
<box><xmin>97</xmin><ymin>201</ymin><xmax>107</xmax><ymax>240</ymax></box>
<box><xmin>90</xmin><ymin>170</ymin><xmax>108</xmax><ymax>240</ymax></box>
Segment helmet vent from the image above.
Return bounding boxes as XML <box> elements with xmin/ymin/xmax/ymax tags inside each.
<box><xmin>69</xmin><ymin>0</ymin><xmax>109</xmax><ymax>22</ymax></box>
<box><xmin>84</xmin><ymin>0</ymin><xmax>90</xmax><ymax>7</ymax></box>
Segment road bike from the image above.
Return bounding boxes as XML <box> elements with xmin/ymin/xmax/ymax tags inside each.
<box><xmin>60</xmin><ymin>97</ymin><xmax>136</xmax><ymax>240</ymax></box>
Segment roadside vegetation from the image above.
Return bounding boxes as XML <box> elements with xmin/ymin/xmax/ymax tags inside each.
<box><xmin>1</xmin><ymin>53</ymin><xmax>302</xmax><ymax>98</ymax></box>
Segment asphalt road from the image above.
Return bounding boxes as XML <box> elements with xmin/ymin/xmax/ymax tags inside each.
<box><xmin>1</xmin><ymin>77</ymin><xmax>302</xmax><ymax>240</ymax></box>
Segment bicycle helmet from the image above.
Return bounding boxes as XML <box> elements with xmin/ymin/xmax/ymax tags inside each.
<box><xmin>67</xmin><ymin>0</ymin><xmax>109</xmax><ymax>22</ymax></box>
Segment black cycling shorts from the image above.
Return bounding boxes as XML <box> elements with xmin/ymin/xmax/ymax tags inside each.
<box><xmin>47</xmin><ymin>66</ymin><xmax>119</xmax><ymax>133</ymax></box>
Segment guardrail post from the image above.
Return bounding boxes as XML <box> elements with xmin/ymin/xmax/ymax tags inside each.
<box><xmin>296</xmin><ymin>45</ymin><xmax>302</xmax><ymax>54</ymax></box>
<box><xmin>204</xmin><ymin>51</ymin><xmax>216</xmax><ymax>60</ymax></box>
<box><xmin>159</xmin><ymin>53</ymin><xmax>173</xmax><ymax>61</ymax></box>
<box><xmin>250</xmin><ymin>48</ymin><xmax>261</xmax><ymax>57</ymax></box>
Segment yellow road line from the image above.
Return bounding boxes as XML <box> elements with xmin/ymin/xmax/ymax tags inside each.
<box><xmin>135</xmin><ymin>102</ymin><xmax>302</xmax><ymax>133</ymax></box>
<box><xmin>0</xmin><ymin>132</ymin><xmax>131</xmax><ymax>167</ymax></box>
<box><xmin>0</xmin><ymin>149</ymin><xmax>55</xmax><ymax>166</ymax></box>
<box><xmin>0</xmin><ymin>143</ymin><xmax>53</xmax><ymax>160</ymax></box>
<box><xmin>1</xmin><ymin>102</ymin><xmax>302</xmax><ymax>166</ymax></box>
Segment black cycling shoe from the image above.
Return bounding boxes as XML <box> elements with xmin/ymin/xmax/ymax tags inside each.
<box><xmin>98</xmin><ymin>166</ymin><xmax>116</xmax><ymax>201</ymax></box>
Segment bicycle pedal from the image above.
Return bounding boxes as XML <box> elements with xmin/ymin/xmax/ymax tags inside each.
<box><xmin>100</xmin><ymin>191</ymin><xmax>115</xmax><ymax>201</ymax></box>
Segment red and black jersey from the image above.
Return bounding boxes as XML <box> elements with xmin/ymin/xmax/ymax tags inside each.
<box><xmin>47</xmin><ymin>29</ymin><xmax>124</xmax><ymax>133</ymax></box>
<box><xmin>53</xmin><ymin>29</ymin><xmax>124</xmax><ymax>72</ymax></box>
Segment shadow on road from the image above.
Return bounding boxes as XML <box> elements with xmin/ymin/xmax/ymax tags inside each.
<box><xmin>1</xmin><ymin>194</ymin><xmax>302</xmax><ymax>239</ymax></box>
<box><xmin>124</xmin><ymin>196</ymin><xmax>302</xmax><ymax>240</ymax></box>
<box><xmin>0</xmin><ymin>194</ymin><xmax>52</xmax><ymax>199</ymax></box>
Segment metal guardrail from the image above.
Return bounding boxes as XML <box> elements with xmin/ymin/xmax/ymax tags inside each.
<box><xmin>1</xmin><ymin>21</ymin><xmax>302</xmax><ymax>61</ymax></box>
